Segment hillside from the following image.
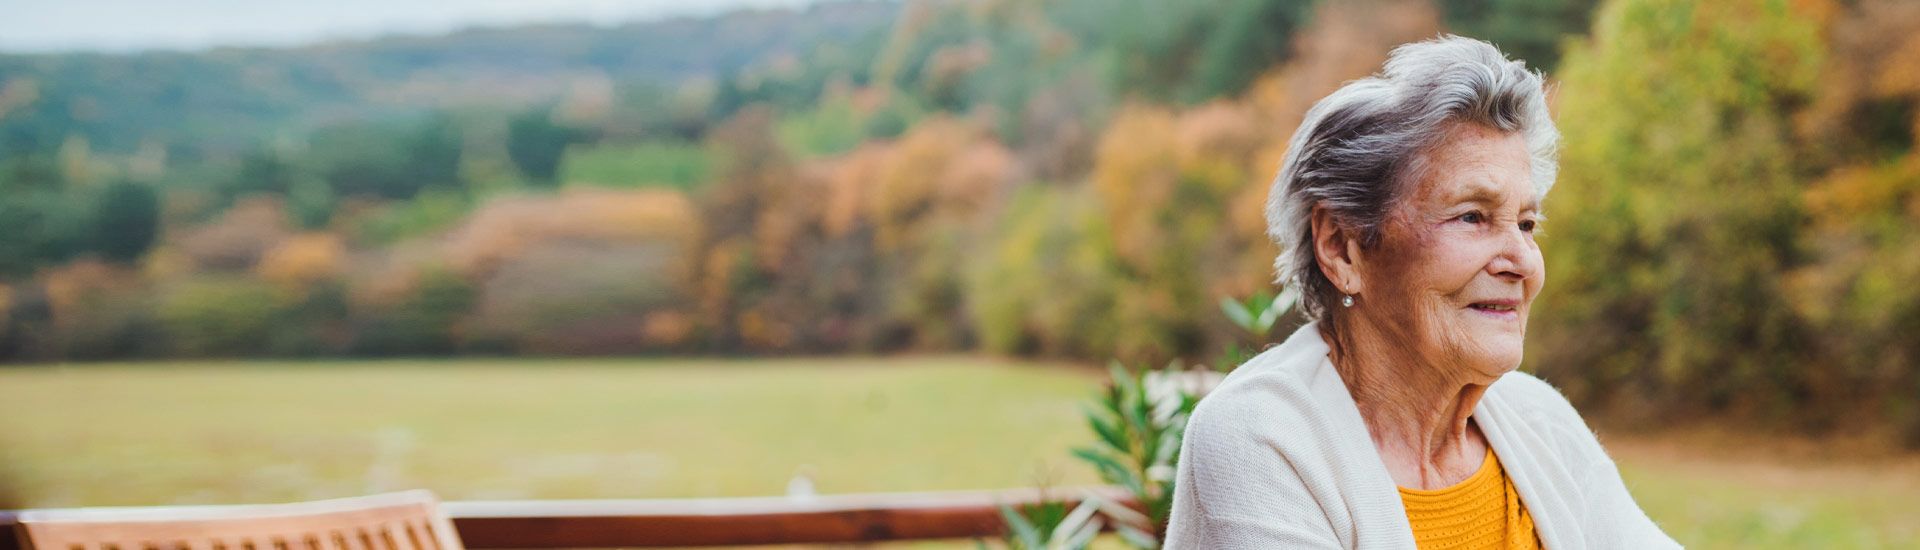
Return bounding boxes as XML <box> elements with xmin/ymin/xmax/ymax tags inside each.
<box><xmin>0</xmin><ymin>0</ymin><xmax>900</xmax><ymax>156</ymax></box>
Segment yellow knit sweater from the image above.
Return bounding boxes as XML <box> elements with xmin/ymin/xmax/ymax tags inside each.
<box><xmin>1397</xmin><ymin>449</ymin><xmax>1541</xmax><ymax>550</ymax></box>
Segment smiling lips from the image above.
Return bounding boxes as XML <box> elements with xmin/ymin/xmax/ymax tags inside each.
<box><xmin>1467</xmin><ymin>299</ymin><xmax>1521</xmax><ymax>316</ymax></box>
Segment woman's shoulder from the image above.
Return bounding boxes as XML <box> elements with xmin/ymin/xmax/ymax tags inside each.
<box><xmin>1486</xmin><ymin>370</ymin><xmax>1584</xmax><ymax>422</ymax></box>
<box><xmin>1483</xmin><ymin>369</ymin><xmax>1613</xmax><ymax>462</ymax></box>
<box><xmin>1192</xmin><ymin>343</ymin><xmax>1348</xmax><ymax>432</ymax></box>
<box><xmin>1186</xmin><ymin>358</ymin><xmax>1326</xmax><ymax>446</ymax></box>
<box><xmin>1184</xmin><ymin>339</ymin><xmax>1372</xmax><ymax>463</ymax></box>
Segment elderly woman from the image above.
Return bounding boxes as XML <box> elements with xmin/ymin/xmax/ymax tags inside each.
<box><xmin>1164</xmin><ymin>36</ymin><xmax>1676</xmax><ymax>549</ymax></box>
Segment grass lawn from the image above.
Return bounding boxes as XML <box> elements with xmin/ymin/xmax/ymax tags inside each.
<box><xmin>1605</xmin><ymin>430</ymin><xmax>1920</xmax><ymax>549</ymax></box>
<box><xmin>1</xmin><ymin>356</ymin><xmax>1914</xmax><ymax>549</ymax></box>
<box><xmin>0</xmin><ymin>356</ymin><xmax>1111</xmax><ymax>507</ymax></box>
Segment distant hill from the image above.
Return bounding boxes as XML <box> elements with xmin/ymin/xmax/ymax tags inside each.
<box><xmin>0</xmin><ymin>0</ymin><xmax>901</xmax><ymax>157</ymax></box>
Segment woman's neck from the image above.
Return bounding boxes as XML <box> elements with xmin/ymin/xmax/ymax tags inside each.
<box><xmin>1321</xmin><ymin>320</ymin><xmax>1491</xmax><ymax>490</ymax></box>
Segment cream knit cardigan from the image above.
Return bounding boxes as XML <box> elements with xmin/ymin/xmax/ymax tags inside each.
<box><xmin>1164</xmin><ymin>321</ymin><xmax>1680</xmax><ymax>549</ymax></box>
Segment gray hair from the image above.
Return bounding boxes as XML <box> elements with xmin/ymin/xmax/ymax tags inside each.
<box><xmin>1266</xmin><ymin>35</ymin><xmax>1558</xmax><ymax>321</ymax></box>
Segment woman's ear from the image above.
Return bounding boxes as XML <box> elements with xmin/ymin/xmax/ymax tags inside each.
<box><xmin>1310</xmin><ymin>205</ymin><xmax>1367</xmax><ymax>296</ymax></box>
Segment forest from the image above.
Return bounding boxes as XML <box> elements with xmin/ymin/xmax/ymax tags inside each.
<box><xmin>2</xmin><ymin>0</ymin><xmax>1917</xmax><ymax>443</ymax></box>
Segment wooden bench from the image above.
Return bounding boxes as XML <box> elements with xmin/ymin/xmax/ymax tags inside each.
<box><xmin>4</xmin><ymin>487</ymin><xmax>1129</xmax><ymax>548</ymax></box>
<box><xmin>10</xmin><ymin>491</ymin><xmax>459</xmax><ymax>550</ymax></box>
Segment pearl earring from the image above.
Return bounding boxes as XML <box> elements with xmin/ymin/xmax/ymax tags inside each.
<box><xmin>1342</xmin><ymin>294</ymin><xmax>1354</xmax><ymax>308</ymax></box>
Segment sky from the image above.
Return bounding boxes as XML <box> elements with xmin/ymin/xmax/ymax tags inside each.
<box><xmin>0</xmin><ymin>0</ymin><xmax>826</xmax><ymax>53</ymax></box>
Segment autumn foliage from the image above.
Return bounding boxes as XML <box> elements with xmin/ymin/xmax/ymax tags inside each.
<box><xmin>2</xmin><ymin>0</ymin><xmax>1917</xmax><ymax>442</ymax></box>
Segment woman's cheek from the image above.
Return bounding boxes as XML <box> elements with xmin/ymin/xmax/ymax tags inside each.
<box><xmin>1432</xmin><ymin>234</ymin><xmax>1491</xmax><ymax>288</ymax></box>
<box><xmin>1528</xmin><ymin>248</ymin><xmax>1546</xmax><ymax>296</ymax></box>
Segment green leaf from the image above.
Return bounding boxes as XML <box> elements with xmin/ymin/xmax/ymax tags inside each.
<box><xmin>1219</xmin><ymin>296</ymin><xmax>1253</xmax><ymax>330</ymax></box>
<box><xmin>1116</xmin><ymin>524</ymin><xmax>1160</xmax><ymax>550</ymax></box>
<box><xmin>1091</xmin><ymin>491</ymin><xmax>1153</xmax><ymax>529</ymax></box>
<box><xmin>1152</xmin><ymin>428</ymin><xmax>1182</xmax><ymax>466</ymax></box>
<box><xmin>1062</xmin><ymin>516</ymin><xmax>1103</xmax><ymax>550</ymax></box>
<box><xmin>1254</xmin><ymin>295</ymin><xmax>1284</xmax><ymax>333</ymax></box>
<box><xmin>1109</xmin><ymin>360</ymin><xmax>1138</xmax><ymax>400</ymax></box>
<box><xmin>1087</xmin><ymin>409</ymin><xmax>1128</xmax><ymax>452</ymax></box>
<box><xmin>1073</xmin><ymin>447</ymin><xmax>1144</xmax><ymax>495</ymax></box>
<box><xmin>998</xmin><ymin>502</ymin><xmax>1044</xmax><ymax>548</ymax></box>
<box><xmin>1126</xmin><ymin>385</ymin><xmax>1153</xmax><ymax>442</ymax></box>
<box><xmin>1050</xmin><ymin>498</ymin><xmax>1103</xmax><ymax>549</ymax></box>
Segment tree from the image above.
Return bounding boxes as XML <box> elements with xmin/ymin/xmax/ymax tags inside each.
<box><xmin>1534</xmin><ymin>0</ymin><xmax>1824</xmax><ymax>420</ymax></box>
<box><xmin>1439</xmin><ymin>0</ymin><xmax>1600</xmax><ymax>72</ymax></box>
<box><xmin>0</xmin><ymin>154</ymin><xmax>87</xmax><ymax>277</ymax></box>
<box><xmin>312</xmin><ymin>115</ymin><xmax>465</xmax><ymax>200</ymax></box>
<box><xmin>226</xmin><ymin>149</ymin><xmax>297</xmax><ymax>199</ymax></box>
<box><xmin>507</xmin><ymin>107</ymin><xmax>583</xmax><ymax>186</ymax></box>
<box><xmin>1788</xmin><ymin>0</ymin><xmax>1920</xmax><ymax>443</ymax></box>
<box><xmin>91</xmin><ymin>179</ymin><xmax>161</xmax><ymax>264</ymax></box>
<box><xmin>405</xmin><ymin>115</ymin><xmax>463</xmax><ymax>191</ymax></box>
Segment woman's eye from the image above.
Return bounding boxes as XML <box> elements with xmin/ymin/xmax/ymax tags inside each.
<box><xmin>1519</xmin><ymin>219</ymin><xmax>1537</xmax><ymax>232</ymax></box>
<box><xmin>1458</xmin><ymin>212</ymin><xmax>1483</xmax><ymax>224</ymax></box>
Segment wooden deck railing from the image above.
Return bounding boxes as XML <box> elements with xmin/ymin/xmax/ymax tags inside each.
<box><xmin>0</xmin><ymin>487</ymin><xmax>1136</xmax><ymax>549</ymax></box>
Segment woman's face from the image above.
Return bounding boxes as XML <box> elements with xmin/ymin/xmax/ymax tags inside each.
<box><xmin>1361</xmin><ymin>123</ymin><xmax>1544</xmax><ymax>380</ymax></box>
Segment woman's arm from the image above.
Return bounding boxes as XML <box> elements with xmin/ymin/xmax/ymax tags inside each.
<box><xmin>1580</xmin><ymin>449</ymin><xmax>1682</xmax><ymax>548</ymax></box>
<box><xmin>1164</xmin><ymin>397</ymin><xmax>1343</xmax><ymax>549</ymax></box>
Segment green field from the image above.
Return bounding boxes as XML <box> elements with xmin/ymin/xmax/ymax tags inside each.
<box><xmin>1</xmin><ymin>357</ymin><xmax>1914</xmax><ymax>549</ymax></box>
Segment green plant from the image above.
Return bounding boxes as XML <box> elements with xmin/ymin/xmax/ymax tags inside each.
<box><xmin>987</xmin><ymin>493</ymin><xmax>1105</xmax><ymax>550</ymax></box>
<box><xmin>351</xmin><ymin>267</ymin><xmax>477</xmax><ymax>356</ymax></box>
<box><xmin>996</xmin><ymin>291</ymin><xmax>1271</xmax><ymax>548</ymax></box>
<box><xmin>990</xmin><ymin>360</ymin><xmax>1198</xmax><ymax>550</ymax></box>
<box><xmin>1070</xmin><ymin>361</ymin><xmax>1201</xmax><ymax>548</ymax></box>
<box><xmin>1217</xmin><ymin>288</ymin><xmax>1291</xmax><ymax>337</ymax></box>
<box><xmin>154</xmin><ymin>278</ymin><xmax>283</xmax><ymax>357</ymax></box>
<box><xmin>1213</xmin><ymin>287</ymin><xmax>1296</xmax><ymax>372</ymax></box>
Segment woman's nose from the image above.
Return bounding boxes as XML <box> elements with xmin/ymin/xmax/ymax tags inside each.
<box><xmin>1488</xmin><ymin>226</ymin><xmax>1539</xmax><ymax>281</ymax></box>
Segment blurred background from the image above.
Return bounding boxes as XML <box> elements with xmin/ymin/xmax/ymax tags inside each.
<box><xmin>0</xmin><ymin>0</ymin><xmax>1917</xmax><ymax>547</ymax></box>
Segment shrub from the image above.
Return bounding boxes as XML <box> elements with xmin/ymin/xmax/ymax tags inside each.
<box><xmin>351</xmin><ymin>266</ymin><xmax>476</xmax><ymax>356</ymax></box>
<box><xmin>153</xmin><ymin>277</ymin><xmax>281</xmax><ymax>357</ymax></box>
<box><xmin>256</xmin><ymin>233</ymin><xmax>347</xmax><ymax>289</ymax></box>
<box><xmin>352</xmin><ymin>189</ymin><xmax>472</xmax><ymax>246</ymax></box>
<box><xmin>966</xmin><ymin>185</ymin><xmax>1120</xmax><ymax>357</ymax></box>
<box><xmin>1535</xmin><ymin>0</ymin><xmax>1825</xmax><ymax>421</ymax></box>
<box><xmin>41</xmin><ymin>261</ymin><xmax>156</xmax><ymax>360</ymax></box>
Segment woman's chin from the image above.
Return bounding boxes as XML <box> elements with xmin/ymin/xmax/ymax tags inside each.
<box><xmin>1464</xmin><ymin>338</ymin><xmax>1527</xmax><ymax>378</ymax></box>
